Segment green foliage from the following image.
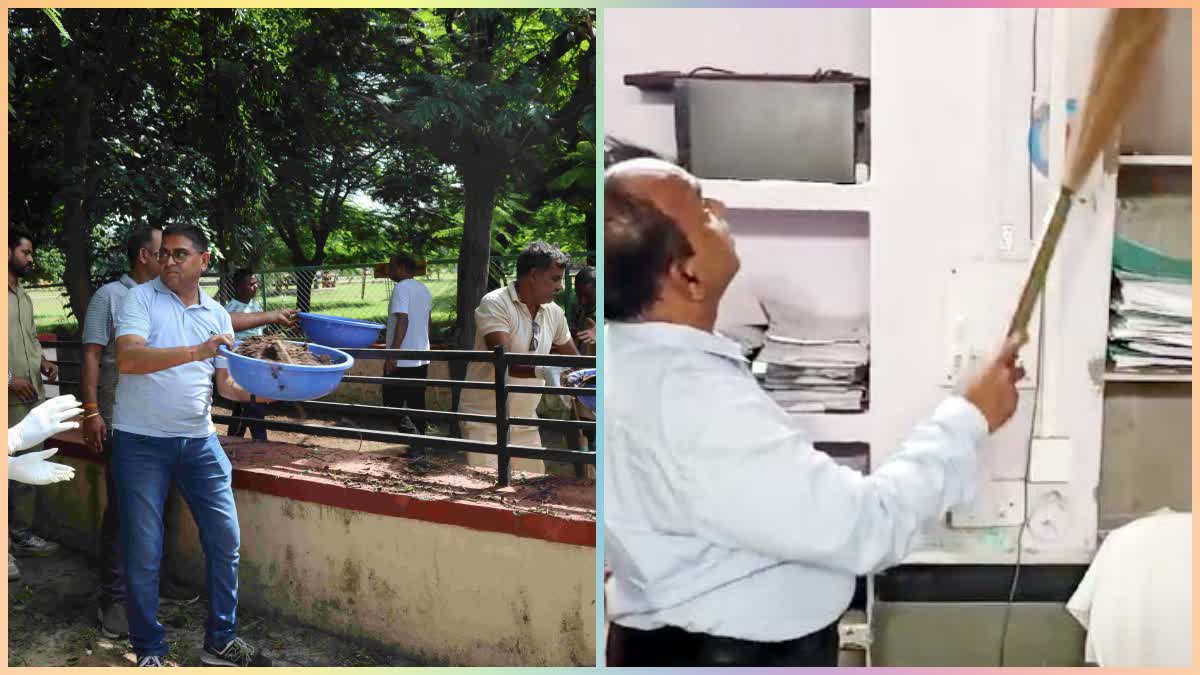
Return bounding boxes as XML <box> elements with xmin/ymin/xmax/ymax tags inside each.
<box><xmin>41</xmin><ymin>9</ymin><xmax>70</xmax><ymax>42</ymax></box>
<box><xmin>8</xmin><ymin>8</ymin><xmax>593</xmax><ymax>322</ymax></box>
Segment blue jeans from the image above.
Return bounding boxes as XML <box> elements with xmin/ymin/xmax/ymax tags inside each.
<box><xmin>112</xmin><ymin>430</ymin><xmax>241</xmax><ymax>658</ymax></box>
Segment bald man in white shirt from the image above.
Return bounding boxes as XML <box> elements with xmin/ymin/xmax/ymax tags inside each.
<box><xmin>602</xmin><ymin>145</ymin><xmax>1026</xmax><ymax>667</ymax></box>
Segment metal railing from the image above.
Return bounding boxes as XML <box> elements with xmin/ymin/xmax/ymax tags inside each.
<box><xmin>40</xmin><ymin>340</ymin><xmax>596</xmax><ymax>487</ymax></box>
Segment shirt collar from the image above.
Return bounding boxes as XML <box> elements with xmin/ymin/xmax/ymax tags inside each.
<box><xmin>505</xmin><ymin>282</ymin><xmax>523</xmax><ymax>307</ymax></box>
<box><xmin>607</xmin><ymin>320</ymin><xmax>748</xmax><ymax>364</ymax></box>
<box><xmin>119</xmin><ymin>273</ymin><xmax>138</xmax><ymax>289</ymax></box>
<box><xmin>150</xmin><ymin>276</ymin><xmax>219</xmax><ymax>311</ymax></box>
<box><xmin>506</xmin><ymin>282</ymin><xmax>550</xmax><ymax>316</ymax></box>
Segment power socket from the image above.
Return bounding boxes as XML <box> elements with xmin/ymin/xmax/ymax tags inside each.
<box><xmin>948</xmin><ymin>480</ymin><xmax>1025</xmax><ymax>528</ymax></box>
<box><xmin>997</xmin><ymin>223</ymin><xmax>1032</xmax><ymax>261</ymax></box>
<box><xmin>942</xmin><ymin>263</ymin><xmax>1040</xmax><ymax>391</ymax></box>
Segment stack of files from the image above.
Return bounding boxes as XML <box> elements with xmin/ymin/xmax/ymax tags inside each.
<box><xmin>754</xmin><ymin>332</ymin><xmax>868</xmax><ymax>413</ymax></box>
<box><xmin>1108</xmin><ymin>236</ymin><xmax>1192</xmax><ymax>373</ymax></box>
<box><xmin>717</xmin><ymin>323</ymin><xmax>767</xmax><ymax>358</ymax></box>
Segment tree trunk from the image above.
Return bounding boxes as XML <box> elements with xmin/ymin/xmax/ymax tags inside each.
<box><xmin>454</xmin><ymin>170</ymin><xmax>498</xmax><ymax>349</ymax></box>
<box><xmin>584</xmin><ymin>209</ymin><xmax>596</xmax><ymax>265</ymax></box>
<box><xmin>292</xmin><ymin>219</ymin><xmax>334</xmax><ymax>315</ymax></box>
<box><xmin>61</xmin><ymin>80</ymin><xmax>96</xmax><ymax>326</ymax></box>
<box><xmin>295</xmin><ymin>271</ymin><xmax>314</xmax><ymax>315</ymax></box>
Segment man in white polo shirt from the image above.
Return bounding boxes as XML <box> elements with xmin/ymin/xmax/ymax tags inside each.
<box><xmin>459</xmin><ymin>241</ymin><xmax>579</xmax><ymax>474</ymax></box>
<box><xmin>113</xmin><ymin>225</ymin><xmax>271</xmax><ymax>667</ymax></box>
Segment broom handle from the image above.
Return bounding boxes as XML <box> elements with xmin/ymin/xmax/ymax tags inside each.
<box><xmin>1007</xmin><ymin>187</ymin><xmax>1076</xmax><ymax>337</ymax></box>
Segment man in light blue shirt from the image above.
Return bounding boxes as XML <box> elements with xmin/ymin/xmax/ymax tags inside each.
<box><xmin>602</xmin><ymin>148</ymin><xmax>1026</xmax><ymax>666</ymax></box>
<box><xmin>113</xmin><ymin>225</ymin><xmax>272</xmax><ymax>667</ymax></box>
<box><xmin>80</xmin><ymin>225</ymin><xmax>199</xmax><ymax>640</ymax></box>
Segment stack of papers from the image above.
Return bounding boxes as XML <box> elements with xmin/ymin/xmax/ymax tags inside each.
<box><xmin>718</xmin><ymin>323</ymin><xmax>767</xmax><ymax>358</ymax></box>
<box><xmin>1108</xmin><ymin>237</ymin><xmax>1192</xmax><ymax>373</ymax></box>
<box><xmin>753</xmin><ymin>329</ymin><xmax>869</xmax><ymax>413</ymax></box>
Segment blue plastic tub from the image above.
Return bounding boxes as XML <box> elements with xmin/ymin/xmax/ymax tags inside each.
<box><xmin>220</xmin><ymin>342</ymin><xmax>355</xmax><ymax>401</ymax></box>
<box><xmin>567</xmin><ymin>368</ymin><xmax>597</xmax><ymax>412</ymax></box>
<box><xmin>297</xmin><ymin>312</ymin><xmax>385</xmax><ymax>349</ymax></box>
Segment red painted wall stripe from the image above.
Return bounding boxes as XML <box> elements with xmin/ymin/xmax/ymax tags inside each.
<box><xmin>52</xmin><ymin>436</ymin><xmax>595</xmax><ymax>548</ymax></box>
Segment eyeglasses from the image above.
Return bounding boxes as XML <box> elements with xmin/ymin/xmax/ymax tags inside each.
<box><xmin>157</xmin><ymin>248</ymin><xmax>198</xmax><ymax>265</ymax></box>
<box><xmin>530</xmin><ymin>318</ymin><xmax>541</xmax><ymax>351</ymax></box>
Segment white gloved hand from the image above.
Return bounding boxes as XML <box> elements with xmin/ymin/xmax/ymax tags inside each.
<box><xmin>8</xmin><ymin>449</ymin><xmax>76</xmax><ymax>485</ymax></box>
<box><xmin>534</xmin><ymin>366</ymin><xmax>566</xmax><ymax>387</ymax></box>
<box><xmin>8</xmin><ymin>394</ymin><xmax>83</xmax><ymax>454</ymax></box>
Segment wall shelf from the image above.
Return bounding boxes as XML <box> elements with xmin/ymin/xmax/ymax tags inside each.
<box><xmin>1103</xmin><ymin>370</ymin><xmax>1191</xmax><ymax>383</ymax></box>
<box><xmin>700</xmin><ymin>178</ymin><xmax>871</xmax><ymax>212</ymax></box>
<box><xmin>1118</xmin><ymin>154</ymin><xmax>1192</xmax><ymax>167</ymax></box>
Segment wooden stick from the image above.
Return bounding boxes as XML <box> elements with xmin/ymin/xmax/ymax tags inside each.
<box><xmin>273</xmin><ymin>339</ymin><xmax>294</xmax><ymax>364</ymax></box>
<box><xmin>1007</xmin><ymin>8</ymin><xmax>1167</xmax><ymax>337</ymax></box>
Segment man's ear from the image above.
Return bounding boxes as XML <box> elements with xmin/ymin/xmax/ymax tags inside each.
<box><xmin>200</xmin><ymin>251</ymin><xmax>211</xmax><ymax>273</ymax></box>
<box><xmin>668</xmin><ymin>256</ymin><xmax>704</xmax><ymax>302</ymax></box>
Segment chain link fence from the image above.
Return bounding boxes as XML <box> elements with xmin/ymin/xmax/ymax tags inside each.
<box><xmin>29</xmin><ymin>255</ymin><xmax>594</xmax><ymax>342</ymax></box>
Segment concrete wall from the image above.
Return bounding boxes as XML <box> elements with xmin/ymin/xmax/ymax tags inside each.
<box><xmin>32</xmin><ymin>437</ymin><xmax>596</xmax><ymax>666</ymax></box>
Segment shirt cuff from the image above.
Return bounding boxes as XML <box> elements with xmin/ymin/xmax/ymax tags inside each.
<box><xmin>933</xmin><ymin>395</ymin><xmax>990</xmax><ymax>447</ymax></box>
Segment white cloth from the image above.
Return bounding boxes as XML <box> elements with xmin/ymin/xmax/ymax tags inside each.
<box><xmin>385</xmin><ymin>279</ymin><xmax>433</xmax><ymax>368</ymax></box>
<box><xmin>604</xmin><ymin>321</ymin><xmax>989</xmax><ymax>642</ymax></box>
<box><xmin>1067</xmin><ymin>511</ymin><xmax>1192</xmax><ymax>667</ymax></box>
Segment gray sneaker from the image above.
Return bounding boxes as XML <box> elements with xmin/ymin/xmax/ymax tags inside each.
<box><xmin>201</xmin><ymin>637</ymin><xmax>273</xmax><ymax>667</ymax></box>
<box><xmin>10</xmin><ymin>532</ymin><xmax>59</xmax><ymax>557</ymax></box>
<box><xmin>97</xmin><ymin>600</ymin><xmax>129</xmax><ymax>639</ymax></box>
<box><xmin>8</xmin><ymin>553</ymin><xmax>18</xmax><ymax>581</ymax></box>
<box><xmin>136</xmin><ymin>656</ymin><xmax>165</xmax><ymax>667</ymax></box>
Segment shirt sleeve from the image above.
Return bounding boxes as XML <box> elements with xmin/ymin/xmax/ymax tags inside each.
<box><xmin>115</xmin><ymin>287</ymin><xmax>152</xmax><ymax>340</ymax></box>
<box><xmin>81</xmin><ymin>286</ymin><xmax>114</xmax><ymax>347</ymax></box>
<box><xmin>678</xmin><ymin>365</ymin><xmax>988</xmax><ymax>575</ymax></box>
<box><xmin>389</xmin><ymin>283</ymin><xmax>411</xmax><ymax>316</ymax></box>
<box><xmin>214</xmin><ymin>308</ymin><xmax>234</xmax><ymax>370</ymax></box>
<box><xmin>475</xmin><ymin>294</ymin><xmax>511</xmax><ymax>337</ymax></box>
<box><xmin>550</xmin><ymin>305</ymin><xmax>572</xmax><ymax>347</ymax></box>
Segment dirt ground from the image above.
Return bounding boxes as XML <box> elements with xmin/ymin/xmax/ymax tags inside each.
<box><xmin>7</xmin><ymin>406</ymin><xmax>592</xmax><ymax>667</ymax></box>
<box><xmin>214</xmin><ymin>404</ymin><xmax>597</xmax><ymax>521</ymax></box>
<box><xmin>8</xmin><ymin>550</ymin><xmax>418</xmax><ymax>667</ymax></box>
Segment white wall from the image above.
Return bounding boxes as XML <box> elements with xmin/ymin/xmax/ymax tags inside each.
<box><xmin>718</xmin><ymin>210</ymin><xmax>870</xmax><ymax>327</ymax></box>
<box><xmin>604</xmin><ymin>8</ymin><xmax>871</xmax><ymax>158</ymax></box>
<box><xmin>604</xmin><ymin>7</ymin><xmax>873</xmax><ymax>331</ymax></box>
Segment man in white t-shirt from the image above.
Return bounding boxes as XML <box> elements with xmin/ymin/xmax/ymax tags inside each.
<box><xmin>384</xmin><ymin>252</ymin><xmax>433</xmax><ymax>437</ymax></box>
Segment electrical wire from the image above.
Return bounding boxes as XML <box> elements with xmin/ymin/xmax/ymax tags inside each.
<box><xmin>999</xmin><ymin>10</ymin><xmax>1042</xmax><ymax>665</ymax></box>
<box><xmin>998</xmin><ymin>306</ymin><xmax>1043</xmax><ymax>666</ymax></box>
